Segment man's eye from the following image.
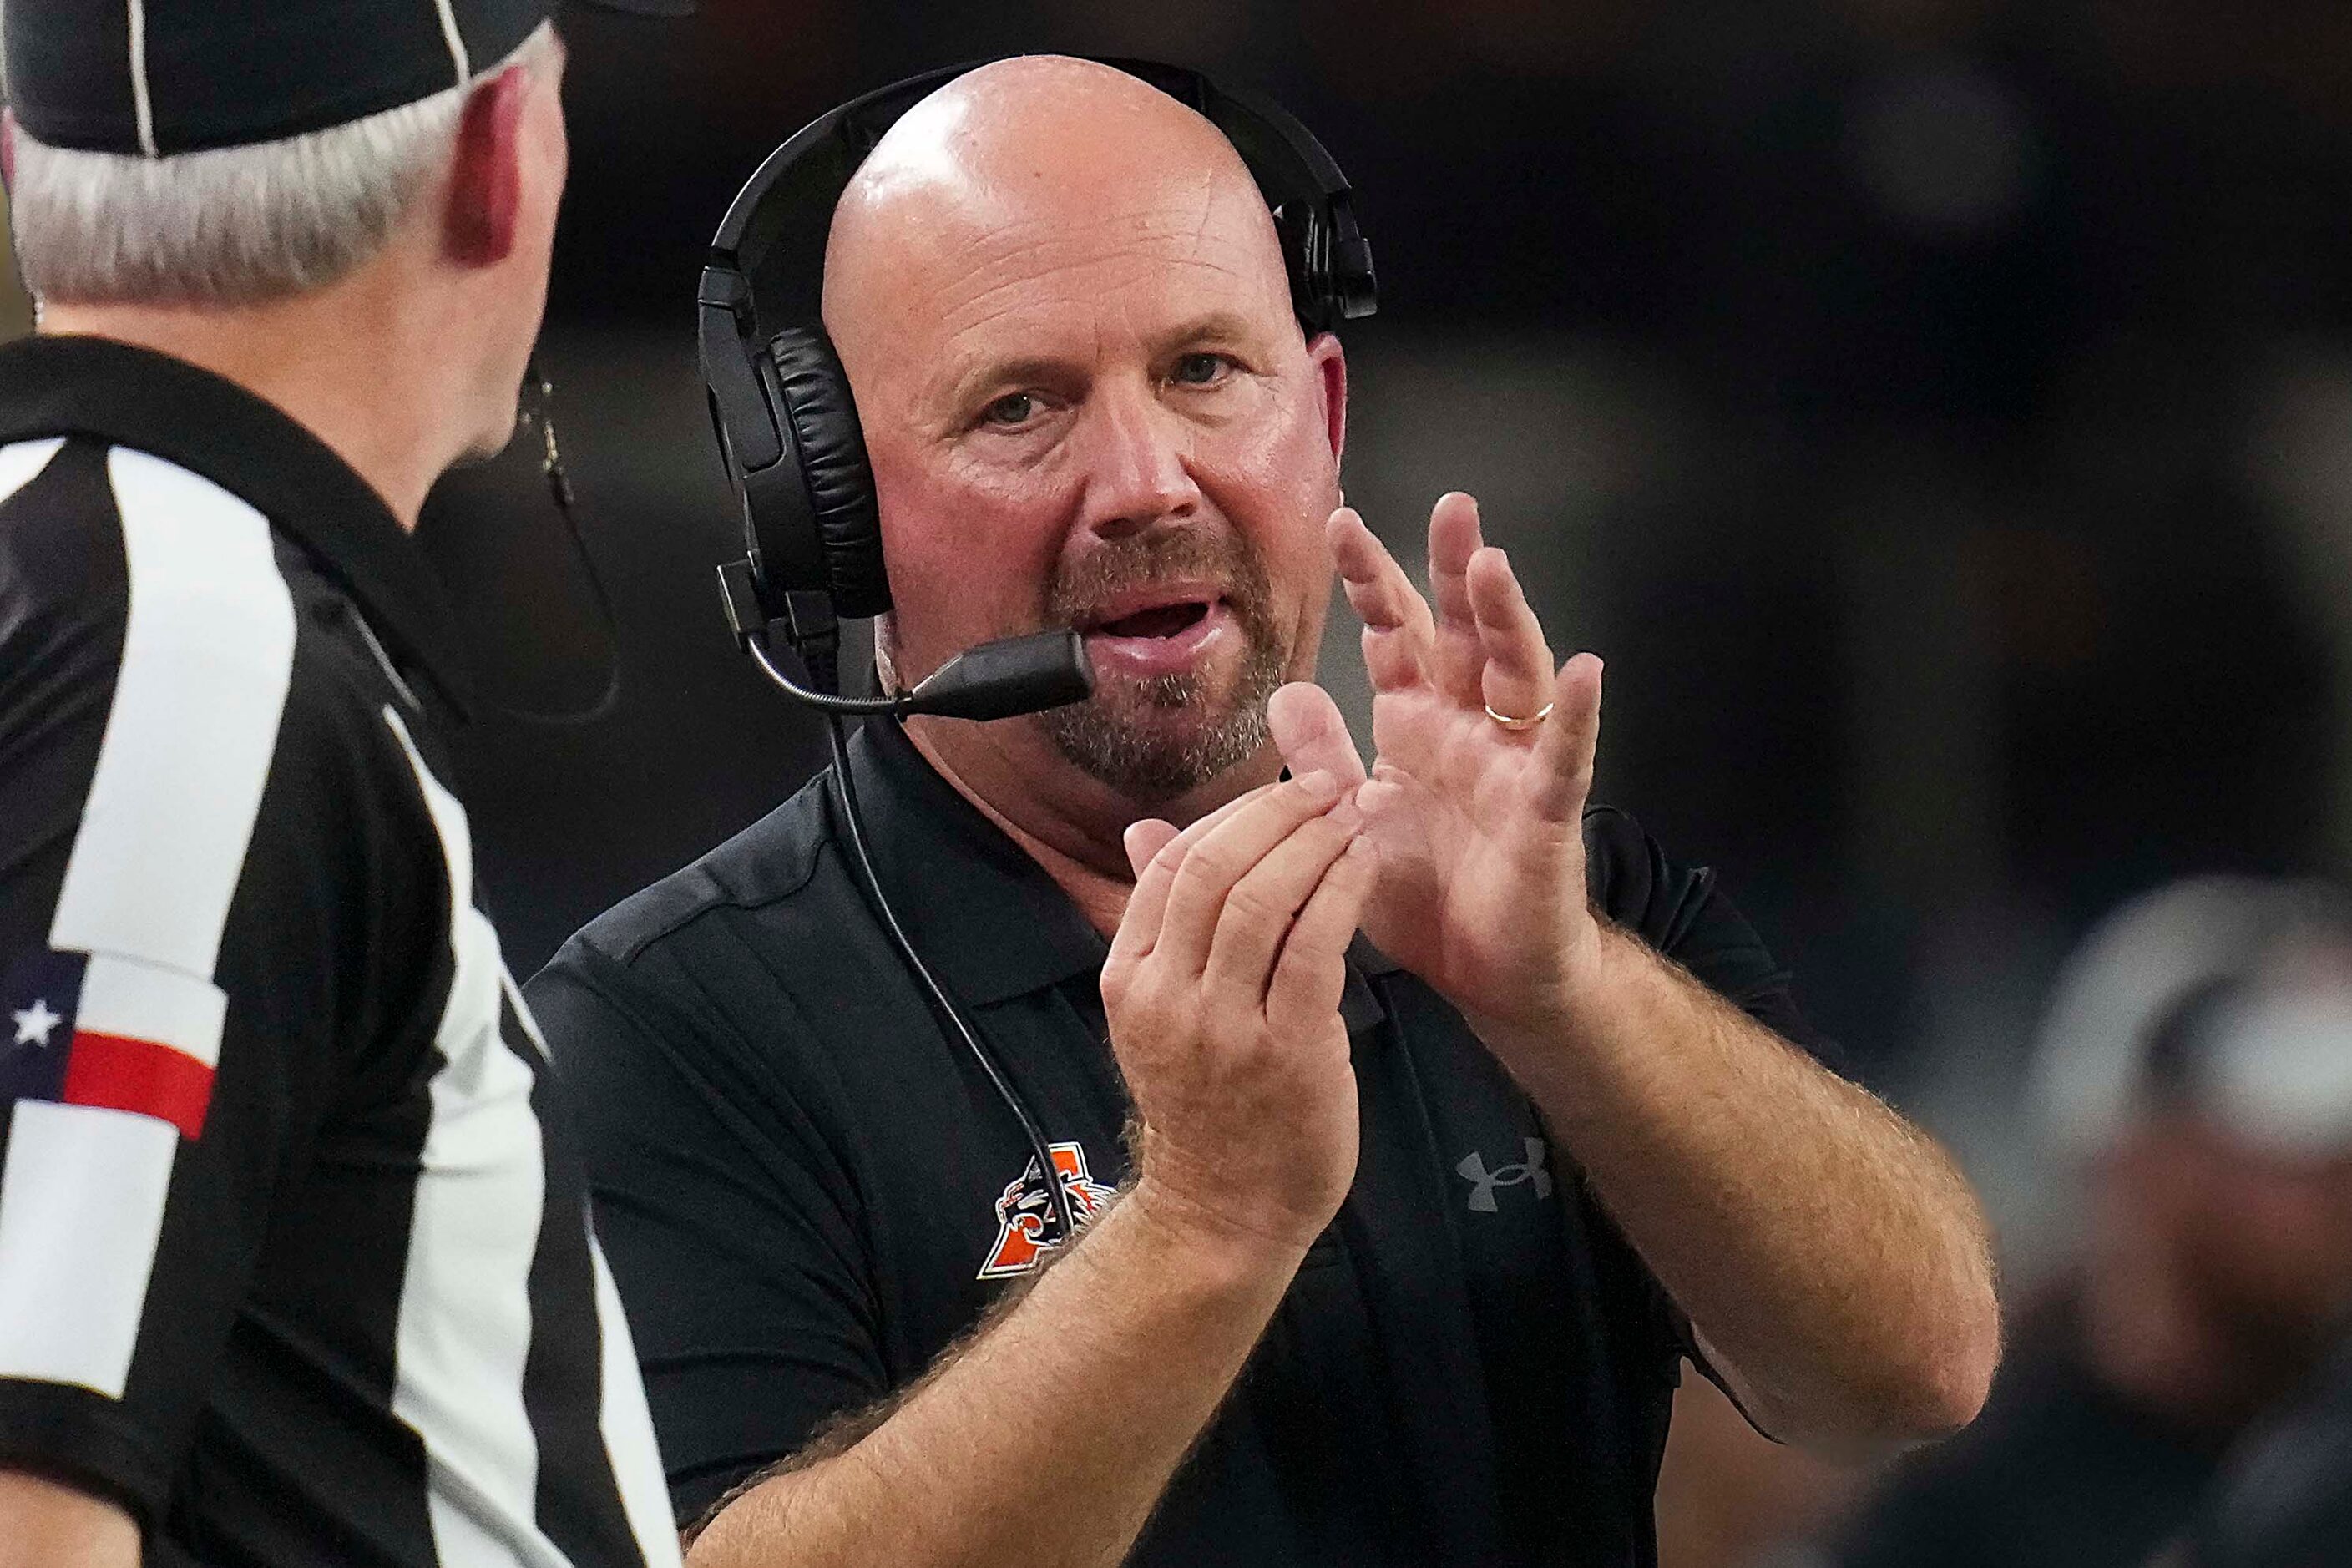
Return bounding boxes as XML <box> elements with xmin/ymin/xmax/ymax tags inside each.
<box><xmin>1171</xmin><ymin>353</ymin><xmax>1230</xmax><ymax>387</ymax></box>
<box><xmin>981</xmin><ymin>392</ymin><xmax>1038</xmax><ymax>427</ymax></box>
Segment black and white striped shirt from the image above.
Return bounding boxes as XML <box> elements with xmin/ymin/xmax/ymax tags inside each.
<box><xmin>0</xmin><ymin>335</ymin><xmax>678</xmax><ymax>1568</ymax></box>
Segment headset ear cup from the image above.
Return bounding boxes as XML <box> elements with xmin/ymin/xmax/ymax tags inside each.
<box><xmin>1272</xmin><ymin>202</ymin><xmax>1338</xmax><ymax>338</ymax></box>
<box><xmin>766</xmin><ymin>326</ymin><xmax>890</xmax><ymax>617</ymax></box>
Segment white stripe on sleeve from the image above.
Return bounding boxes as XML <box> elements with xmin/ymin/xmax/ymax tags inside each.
<box><xmin>75</xmin><ymin>953</ymin><xmax>229</xmax><ymax>1069</ymax></box>
<box><xmin>592</xmin><ymin>1239</ymin><xmax>684</xmax><ymax>1568</ymax></box>
<box><xmin>0</xmin><ymin>1105</ymin><xmax>180</xmax><ymax>1396</ymax></box>
<box><xmin>49</xmin><ymin>449</ymin><xmax>297</xmax><ymax>978</ymax></box>
<box><xmin>0</xmin><ymin>448</ymin><xmax>294</xmax><ymax>1399</ymax></box>
<box><xmin>382</xmin><ymin>707</ymin><xmax>559</xmax><ymax>1568</ymax></box>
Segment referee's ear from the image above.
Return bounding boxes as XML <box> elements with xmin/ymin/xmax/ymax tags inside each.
<box><xmin>443</xmin><ymin>64</ymin><xmax>533</xmax><ymax>268</ymax></box>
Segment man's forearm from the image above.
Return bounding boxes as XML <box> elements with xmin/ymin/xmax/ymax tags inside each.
<box><xmin>685</xmin><ymin>1185</ymin><xmax>1306</xmax><ymax>1568</ymax></box>
<box><xmin>1482</xmin><ymin>923</ymin><xmax>2000</xmax><ymax>1458</ymax></box>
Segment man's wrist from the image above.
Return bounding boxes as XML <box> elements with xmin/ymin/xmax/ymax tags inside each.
<box><xmin>1463</xmin><ymin>920</ymin><xmax>1654</xmax><ymax>1091</ymax></box>
<box><xmin>1117</xmin><ymin>1171</ymin><xmax>1320</xmax><ymax>1287</ymax></box>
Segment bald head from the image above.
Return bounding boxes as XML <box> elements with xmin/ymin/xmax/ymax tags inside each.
<box><xmin>822</xmin><ymin>56</ymin><xmax>1294</xmax><ymax>375</ymax></box>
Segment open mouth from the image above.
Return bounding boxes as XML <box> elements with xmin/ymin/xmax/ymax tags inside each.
<box><xmin>1070</xmin><ymin>589</ymin><xmax>1234</xmax><ymax>678</ymax></box>
<box><xmin>1090</xmin><ymin>600</ymin><xmax>1212</xmax><ymax>640</ymax></box>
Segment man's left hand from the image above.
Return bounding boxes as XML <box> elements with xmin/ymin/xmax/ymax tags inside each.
<box><xmin>1276</xmin><ymin>494</ymin><xmax>2002</xmax><ymax>1457</ymax></box>
<box><xmin>1271</xmin><ymin>491</ymin><xmax>1605</xmax><ymax>1041</ymax></box>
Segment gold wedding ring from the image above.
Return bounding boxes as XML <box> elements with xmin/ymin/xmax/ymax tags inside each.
<box><xmin>1484</xmin><ymin>701</ymin><xmax>1554</xmax><ymax>731</ymax></box>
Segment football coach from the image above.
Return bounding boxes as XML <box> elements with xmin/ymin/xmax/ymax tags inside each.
<box><xmin>0</xmin><ymin>3</ymin><xmax>682</xmax><ymax>1566</ymax></box>
<box><xmin>530</xmin><ymin>55</ymin><xmax>2003</xmax><ymax>1568</ymax></box>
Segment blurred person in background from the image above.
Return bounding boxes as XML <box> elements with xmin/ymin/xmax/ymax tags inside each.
<box><xmin>0</xmin><ymin>3</ymin><xmax>681</xmax><ymax>1565</ymax></box>
<box><xmin>2157</xmin><ymin>972</ymin><xmax>2352</xmax><ymax>1568</ymax></box>
<box><xmin>532</xmin><ymin>55</ymin><xmax>2000</xmax><ymax>1568</ymax></box>
<box><xmin>1836</xmin><ymin>877</ymin><xmax>2352</xmax><ymax>1568</ymax></box>
<box><xmin>2167</xmin><ymin>1314</ymin><xmax>2352</xmax><ymax>1568</ymax></box>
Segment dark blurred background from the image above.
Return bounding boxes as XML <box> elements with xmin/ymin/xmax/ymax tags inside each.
<box><xmin>473</xmin><ymin>0</ymin><xmax>2352</xmax><ymax>1232</ymax></box>
<box><xmin>25</xmin><ymin>0</ymin><xmax>2352</xmax><ymax>1560</ymax></box>
<box><xmin>464</xmin><ymin>3</ymin><xmax>2352</xmax><ymax>1557</ymax></box>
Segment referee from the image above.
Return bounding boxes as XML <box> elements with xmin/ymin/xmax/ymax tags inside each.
<box><xmin>0</xmin><ymin>4</ymin><xmax>678</xmax><ymax>1566</ymax></box>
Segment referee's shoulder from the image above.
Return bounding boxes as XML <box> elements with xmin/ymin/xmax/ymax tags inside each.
<box><xmin>0</xmin><ymin>435</ymin><xmax>130</xmax><ymax>655</ymax></box>
<box><xmin>0</xmin><ymin>432</ymin><xmax>433</xmax><ymax>787</ymax></box>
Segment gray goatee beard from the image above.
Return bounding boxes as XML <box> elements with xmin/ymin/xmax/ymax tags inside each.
<box><xmin>1039</xmin><ymin>529</ymin><xmax>1288</xmax><ymax>806</ymax></box>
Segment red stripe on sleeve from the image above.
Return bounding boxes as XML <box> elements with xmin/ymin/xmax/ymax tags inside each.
<box><xmin>62</xmin><ymin>1029</ymin><xmax>215</xmax><ymax>1139</ymax></box>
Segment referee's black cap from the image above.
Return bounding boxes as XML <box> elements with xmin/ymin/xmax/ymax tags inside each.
<box><xmin>3</xmin><ymin>0</ymin><xmax>690</xmax><ymax>159</ymax></box>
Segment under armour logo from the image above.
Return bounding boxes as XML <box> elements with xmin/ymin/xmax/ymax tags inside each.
<box><xmin>1456</xmin><ymin>1137</ymin><xmax>1554</xmax><ymax>1213</ymax></box>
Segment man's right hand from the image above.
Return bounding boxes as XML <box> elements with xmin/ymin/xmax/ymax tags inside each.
<box><xmin>1102</xmin><ymin>771</ymin><xmax>1378</xmax><ymax>1257</ymax></box>
<box><xmin>688</xmin><ymin>772</ymin><xmax>1383</xmax><ymax>1568</ymax></box>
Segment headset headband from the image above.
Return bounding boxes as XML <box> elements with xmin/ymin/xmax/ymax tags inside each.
<box><xmin>705</xmin><ymin>57</ymin><xmax>1374</xmax><ymax>349</ymax></box>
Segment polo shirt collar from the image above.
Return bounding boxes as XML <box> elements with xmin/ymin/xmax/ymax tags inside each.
<box><xmin>847</xmin><ymin>718</ymin><xmax>1110</xmax><ymax>1007</ymax></box>
<box><xmin>847</xmin><ymin>717</ymin><xmax>1397</xmax><ymax>1026</ymax></box>
<box><xmin>0</xmin><ymin>334</ymin><xmax>478</xmax><ymax>719</ymax></box>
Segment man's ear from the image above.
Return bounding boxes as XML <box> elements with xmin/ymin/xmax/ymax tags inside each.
<box><xmin>444</xmin><ymin>66</ymin><xmax>531</xmax><ymax>267</ymax></box>
<box><xmin>1308</xmin><ymin>331</ymin><xmax>1348</xmax><ymax>468</ymax></box>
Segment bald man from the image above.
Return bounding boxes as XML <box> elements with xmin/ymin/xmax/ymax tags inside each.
<box><xmin>529</xmin><ymin>58</ymin><xmax>2000</xmax><ymax>1568</ymax></box>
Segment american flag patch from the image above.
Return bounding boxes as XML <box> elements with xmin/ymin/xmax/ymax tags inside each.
<box><xmin>3</xmin><ymin>946</ymin><xmax>220</xmax><ymax>1140</ymax></box>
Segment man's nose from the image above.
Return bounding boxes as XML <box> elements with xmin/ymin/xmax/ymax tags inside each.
<box><xmin>1075</xmin><ymin>382</ymin><xmax>1201</xmax><ymax>539</ymax></box>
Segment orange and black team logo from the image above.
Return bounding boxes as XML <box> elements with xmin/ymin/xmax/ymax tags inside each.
<box><xmin>977</xmin><ymin>1141</ymin><xmax>1119</xmax><ymax>1279</ymax></box>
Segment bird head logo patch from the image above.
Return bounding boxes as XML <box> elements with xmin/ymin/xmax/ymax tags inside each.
<box><xmin>979</xmin><ymin>1141</ymin><xmax>1117</xmax><ymax>1279</ymax></box>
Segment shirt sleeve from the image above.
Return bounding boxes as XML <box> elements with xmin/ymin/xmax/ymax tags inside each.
<box><xmin>1581</xmin><ymin>803</ymin><xmax>1839</xmax><ymax>1069</ymax></box>
<box><xmin>528</xmin><ymin>936</ymin><xmax>889</xmax><ymax>1530</ymax></box>
<box><xmin>0</xmin><ymin>456</ymin><xmax>366</xmax><ymax>1523</ymax></box>
<box><xmin>1578</xmin><ymin>803</ymin><xmax>1846</xmax><ymax>1424</ymax></box>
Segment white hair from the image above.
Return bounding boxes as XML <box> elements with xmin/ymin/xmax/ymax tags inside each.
<box><xmin>8</xmin><ymin>21</ymin><xmax>557</xmax><ymax>307</ymax></box>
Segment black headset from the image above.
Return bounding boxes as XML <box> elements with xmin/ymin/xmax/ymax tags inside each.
<box><xmin>699</xmin><ymin>58</ymin><xmax>1376</xmax><ymax>1250</ymax></box>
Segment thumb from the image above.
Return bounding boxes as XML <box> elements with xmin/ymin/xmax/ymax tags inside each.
<box><xmin>1267</xmin><ymin>682</ymin><xmax>1369</xmax><ymax>790</ymax></box>
<box><xmin>1123</xmin><ymin>817</ymin><xmax>1180</xmax><ymax>878</ymax></box>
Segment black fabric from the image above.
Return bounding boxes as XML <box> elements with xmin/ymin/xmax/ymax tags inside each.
<box><xmin>0</xmin><ymin>441</ymin><xmax>122</xmax><ymax>977</ymax></box>
<box><xmin>529</xmin><ymin>716</ymin><xmax>1839</xmax><ymax>1566</ymax></box>
<box><xmin>1834</xmin><ymin>1297</ymin><xmax>2230</xmax><ymax>1568</ymax></box>
<box><xmin>764</xmin><ymin>326</ymin><xmax>886</xmax><ymax>617</ymax></box>
<box><xmin>3</xmin><ymin>0</ymin><xmax>547</xmax><ymax>156</ymax></box>
<box><xmin>0</xmin><ymin>335</ymin><xmax>476</xmax><ymax>719</ymax></box>
<box><xmin>0</xmin><ymin>340</ymin><xmax>667</xmax><ymax>1565</ymax></box>
<box><xmin>2182</xmin><ymin>1330</ymin><xmax>2352</xmax><ymax>1568</ymax></box>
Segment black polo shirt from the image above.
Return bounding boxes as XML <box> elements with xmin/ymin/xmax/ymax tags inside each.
<box><xmin>531</xmin><ymin>716</ymin><xmax>1829</xmax><ymax>1568</ymax></box>
<box><xmin>0</xmin><ymin>335</ymin><xmax>676</xmax><ymax>1567</ymax></box>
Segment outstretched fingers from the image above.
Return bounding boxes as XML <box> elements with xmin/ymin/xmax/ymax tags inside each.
<box><xmin>1328</xmin><ymin>507</ymin><xmax>1434</xmax><ymax>694</ymax></box>
<box><xmin>1425</xmin><ymin>493</ymin><xmax>1492</xmax><ymax>706</ymax></box>
<box><xmin>1528</xmin><ymin>653</ymin><xmax>1605</xmax><ymax>823</ymax></box>
<box><xmin>1465</xmin><ymin>545</ymin><xmax>1555</xmax><ymax>731</ymax></box>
